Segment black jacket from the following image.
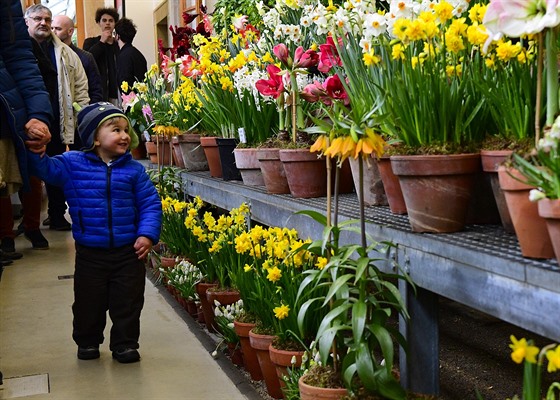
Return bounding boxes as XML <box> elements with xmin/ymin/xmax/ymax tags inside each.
<box><xmin>117</xmin><ymin>42</ymin><xmax>147</xmax><ymax>93</ymax></box>
<box><xmin>82</xmin><ymin>36</ymin><xmax>119</xmax><ymax>101</ymax></box>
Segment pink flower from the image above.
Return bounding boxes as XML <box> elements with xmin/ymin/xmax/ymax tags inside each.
<box><xmin>484</xmin><ymin>0</ymin><xmax>560</xmax><ymax>41</ymax></box>
<box><xmin>232</xmin><ymin>15</ymin><xmax>248</xmax><ymax>31</ymax></box>
<box><xmin>318</xmin><ymin>36</ymin><xmax>342</xmax><ymax>73</ymax></box>
<box><xmin>300</xmin><ymin>81</ymin><xmax>327</xmax><ymax>103</ymax></box>
<box><xmin>273</xmin><ymin>44</ymin><xmax>291</xmax><ymax>68</ymax></box>
<box><xmin>293</xmin><ymin>47</ymin><xmax>319</xmax><ymax>69</ymax></box>
<box><xmin>121</xmin><ymin>91</ymin><xmax>137</xmax><ymax>109</ymax></box>
<box><xmin>255</xmin><ymin>64</ymin><xmax>285</xmax><ymax>99</ymax></box>
<box><xmin>142</xmin><ymin>104</ymin><xmax>153</xmax><ymax>123</ymax></box>
<box><xmin>324</xmin><ymin>75</ymin><xmax>349</xmax><ymax>106</ymax></box>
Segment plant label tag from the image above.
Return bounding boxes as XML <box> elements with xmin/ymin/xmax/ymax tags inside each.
<box><xmin>143</xmin><ymin>131</ymin><xmax>151</xmax><ymax>141</ymax></box>
<box><xmin>238</xmin><ymin>127</ymin><xmax>247</xmax><ymax>144</ymax></box>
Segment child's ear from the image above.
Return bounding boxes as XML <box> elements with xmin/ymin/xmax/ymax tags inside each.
<box><xmin>94</xmin><ymin>140</ymin><xmax>101</xmax><ymax>146</ymax></box>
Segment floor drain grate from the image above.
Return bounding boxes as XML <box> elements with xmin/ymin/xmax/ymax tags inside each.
<box><xmin>57</xmin><ymin>274</ymin><xmax>74</xmax><ymax>280</ymax></box>
<box><xmin>0</xmin><ymin>374</ymin><xmax>49</xmax><ymax>399</ymax></box>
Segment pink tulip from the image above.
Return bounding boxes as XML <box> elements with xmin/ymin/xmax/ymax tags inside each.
<box><xmin>300</xmin><ymin>81</ymin><xmax>326</xmax><ymax>103</ymax></box>
<box><xmin>273</xmin><ymin>44</ymin><xmax>291</xmax><ymax>67</ymax></box>
<box><xmin>294</xmin><ymin>47</ymin><xmax>319</xmax><ymax>69</ymax></box>
<box><xmin>255</xmin><ymin>64</ymin><xmax>285</xmax><ymax>99</ymax></box>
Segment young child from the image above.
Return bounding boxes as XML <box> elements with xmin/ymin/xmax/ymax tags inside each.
<box><xmin>27</xmin><ymin>102</ymin><xmax>162</xmax><ymax>363</ymax></box>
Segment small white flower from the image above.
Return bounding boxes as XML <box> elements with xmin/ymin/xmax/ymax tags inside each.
<box><xmin>529</xmin><ymin>189</ymin><xmax>546</xmax><ymax>202</ymax></box>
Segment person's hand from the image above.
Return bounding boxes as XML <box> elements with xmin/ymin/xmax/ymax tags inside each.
<box><xmin>100</xmin><ymin>28</ymin><xmax>114</xmax><ymax>44</ymax></box>
<box><xmin>134</xmin><ymin>236</ymin><xmax>153</xmax><ymax>260</ymax></box>
<box><xmin>25</xmin><ymin>119</ymin><xmax>51</xmax><ymax>154</ymax></box>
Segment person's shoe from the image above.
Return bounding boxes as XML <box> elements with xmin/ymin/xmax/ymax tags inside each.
<box><xmin>112</xmin><ymin>348</ymin><xmax>140</xmax><ymax>363</ymax></box>
<box><xmin>23</xmin><ymin>230</ymin><xmax>49</xmax><ymax>250</ymax></box>
<box><xmin>77</xmin><ymin>346</ymin><xmax>100</xmax><ymax>360</ymax></box>
<box><xmin>49</xmin><ymin>218</ymin><xmax>71</xmax><ymax>231</ymax></box>
<box><xmin>0</xmin><ymin>237</ymin><xmax>23</xmax><ymax>260</ymax></box>
<box><xmin>42</xmin><ymin>217</ymin><xmax>50</xmax><ymax>226</ymax></box>
<box><xmin>0</xmin><ymin>252</ymin><xmax>13</xmax><ymax>266</ymax></box>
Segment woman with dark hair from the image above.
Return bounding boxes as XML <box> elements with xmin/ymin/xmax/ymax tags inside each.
<box><xmin>0</xmin><ymin>0</ymin><xmax>52</xmax><ymax>263</ymax></box>
<box><xmin>83</xmin><ymin>7</ymin><xmax>120</xmax><ymax>104</ymax></box>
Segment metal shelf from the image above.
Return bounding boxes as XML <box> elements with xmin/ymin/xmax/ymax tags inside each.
<box><xmin>181</xmin><ymin>170</ymin><xmax>560</xmax><ymax>395</ymax></box>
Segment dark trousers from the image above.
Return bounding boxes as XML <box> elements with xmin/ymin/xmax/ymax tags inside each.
<box><xmin>72</xmin><ymin>243</ymin><xmax>145</xmax><ymax>351</ymax></box>
<box><xmin>0</xmin><ymin>176</ymin><xmax>42</xmax><ymax>238</ymax></box>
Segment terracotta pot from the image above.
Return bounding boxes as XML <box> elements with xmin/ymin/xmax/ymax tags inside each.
<box><xmin>171</xmin><ymin>136</ymin><xmax>186</xmax><ymax>168</ymax></box>
<box><xmin>130</xmin><ymin>141</ymin><xmax>147</xmax><ymax>160</ymax></box>
<box><xmin>195</xmin><ymin>282</ymin><xmax>219</xmax><ymax>332</ymax></box>
<box><xmin>279</xmin><ymin>148</ymin><xmax>327</xmax><ymax>198</ymax></box>
<box><xmin>200</xmin><ymin>136</ymin><xmax>223</xmax><ymax>178</ymax></box>
<box><xmin>480</xmin><ymin>150</ymin><xmax>515</xmax><ymax>233</ymax></box>
<box><xmin>390</xmin><ymin>153</ymin><xmax>481</xmax><ymax>233</ymax></box>
<box><xmin>298</xmin><ymin>374</ymin><xmax>348</xmax><ymax>400</ymax></box>
<box><xmin>269</xmin><ymin>344</ymin><xmax>305</xmax><ymax>391</ymax></box>
<box><xmin>334</xmin><ymin>159</ymin><xmax>354</xmax><ymax>194</ymax></box>
<box><xmin>377</xmin><ymin>156</ymin><xmax>407</xmax><ymax>214</ymax></box>
<box><xmin>216</xmin><ymin>138</ymin><xmax>242</xmax><ymax>181</ymax></box>
<box><xmin>145</xmin><ymin>141</ymin><xmax>158</xmax><ymax>164</ymax></box>
<box><xmin>257</xmin><ymin>148</ymin><xmax>290</xmax><ymax>194</ymax></box>
<box><xmin>186</xmin><ymin>299</ymin><xmax>198</xmax><ymax>317</ymax></box>
<box><xmin>197</xmin><ymin>304</ymin><xmax>205</xmax><ymax>323</ymax></box>
<box><xmin>227</xmin><ymin>342</ymin><xmax>244</xmax><ymax>367</ymax></box>
<box><xmin>538</xmin><ymin>199</ymin><xmax>560</xmax><ymax>265</ymax></box>
<box><xmin>348</xmin><ymin>155</ymin><xmax>388</xmax><ymax>206</ymax></box>
<box><xmin>233</xmin><ymin>148</ymin><xmax>265</xmax><ymax>186</ymax></box>
<box><xmin>152</xmin><ymin>135</ymin><xmax>174</xmax><ymax>166</ymax></box>
<box><xmin>160</xmin><ymin>255</ymin><xmax>176</xmax><ymax>269</ymax></box>
<box><xmin>498</xmin><ymin>166</ymin><xmax>554</xmax><ymax>259</ymax></box>
<box><xmin>233</xmin><ymin>320</ymin><xmax>264</xmax><ymax>380</ymax></box>
<box><xmin>174</xmin><ymin>133</ymin><xmax>209</xmax><ymax>171</ymax></box>
<box><xmin>249</xmin><ymin>330</ymin><xmax>283</xmax><ymax>399</ymax></box>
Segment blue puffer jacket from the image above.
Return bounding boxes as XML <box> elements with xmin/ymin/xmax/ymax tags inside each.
<box><xmin>29</xmin><ymin>151</ymin><xmax>162</xmax><ymax>248</ymax></box>
<box><xmin>0</xmin><ymin>0</ymin><xmax>52</xmax><ymax>189</ymax></box>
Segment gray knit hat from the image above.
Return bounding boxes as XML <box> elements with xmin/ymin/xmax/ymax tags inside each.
<box><xmin>76</xmin><ymin>102</ymin><xmax>138</xmax><ymax>151</ymax></box>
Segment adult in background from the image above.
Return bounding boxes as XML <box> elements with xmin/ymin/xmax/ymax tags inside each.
<box><xmin>0</xmin><ymin>0</ymin><xmax>52</xmax><ymax>262</ymax></box>
<box><xmin>52</xmin><ymin>15</ymin><xmax>103</xmax><ymax>103</ymax></box>
<box><xmin>83</xmin><ymin>8</ymin><xmax>120</xmax><ymax>104</ymax></box>
<box><xmin>114</xmin><ymin>17</ymin><xmax>147</xmax><ymax>94</ymax></box>
<box><xmin>24</xmin><ymin>4</ymin><xmax>89</xmax><ymax>238</ymax></box>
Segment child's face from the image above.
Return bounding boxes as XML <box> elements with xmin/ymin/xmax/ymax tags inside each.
<box><xmin>94</xmin><ymin>117</ymin><xmax>131</xmax><ymax>161</ymax></box>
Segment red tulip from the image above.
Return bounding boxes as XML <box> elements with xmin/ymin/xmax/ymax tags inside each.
<box><xmin>324</xmin><ymin>75</ymin><xmax>349</xmax><ymax>106</ymax></box>
<box><xmin>318</xmin><ymin>36</ymin><xmax>342</xmax><ymax>73</ymax></box>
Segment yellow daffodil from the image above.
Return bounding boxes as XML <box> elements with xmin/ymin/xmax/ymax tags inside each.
<box><xmin>273</xmin><ymin>304</ymin><xmax>290</xmax><ymax>320</ymax></box>
<box><xmin>509</xmin><ymin>335</ymin><xmax>539</xmax><ymax>364</ymax></box>
<box><xmin>546</xmin><ymin>345</ymin><xmax>560</xmax><ymax>372</ymax></box>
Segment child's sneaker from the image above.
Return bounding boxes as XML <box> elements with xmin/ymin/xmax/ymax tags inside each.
<box><xmin>77</xmin><ymin>346</ymin><xmax>100</xmax><ymax>360</ymax></box>
<box><xmin>112</xmin><ymin>348</ymin><xmax>140</xmax><ymax>363</ymax></box>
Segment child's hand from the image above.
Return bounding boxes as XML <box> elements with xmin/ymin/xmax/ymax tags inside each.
<box><xmin>134</xmin><ymin>236</ymin><xmax>153</xmax><ymax>260</ymax></box>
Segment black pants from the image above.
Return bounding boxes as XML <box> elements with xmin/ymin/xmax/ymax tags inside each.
<box><xmin>72</xmin><ymin>243</ymin><xmax>145</xmax><ymax>351</ymax></box>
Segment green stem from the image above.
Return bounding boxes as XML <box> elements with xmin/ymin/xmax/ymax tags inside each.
<box><xmin>289</xmin><ymin>73</ymin><xmax>299</xmax><ymax>143</ymax></box>
<box><xmin>546</xmin><ymin>28</ymin><xmax>558</xmax><ymax>128</ymax></box>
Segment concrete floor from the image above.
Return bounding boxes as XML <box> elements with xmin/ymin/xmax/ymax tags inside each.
<box><xmin>0</xmin><ymin>216</ymin><xmax>259</xmax><ymax>400</ymax></box>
